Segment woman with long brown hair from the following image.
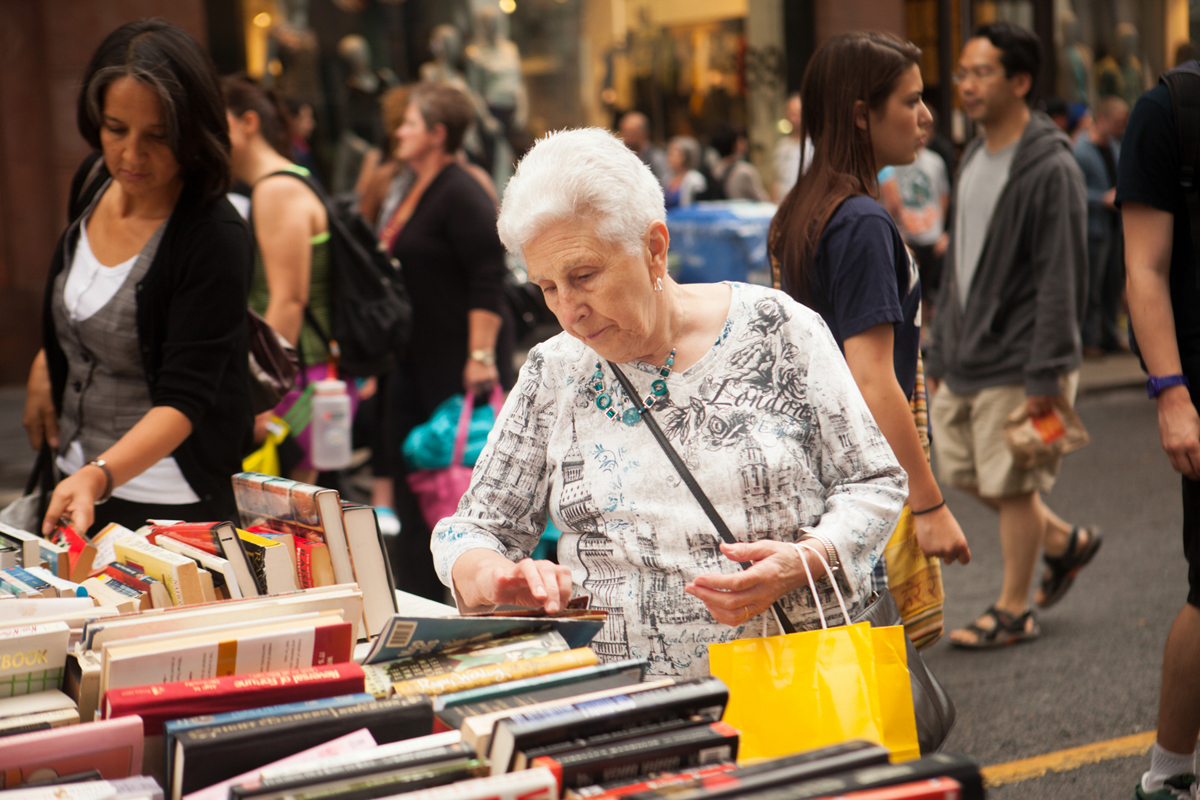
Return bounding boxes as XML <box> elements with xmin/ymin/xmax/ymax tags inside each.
<box><xmin>770</xmin><ymin>32</ymin><xmax>973</xmax><ymax>637</ymax></box>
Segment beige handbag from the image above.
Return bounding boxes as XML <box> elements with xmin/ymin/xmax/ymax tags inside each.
<box><xmin>1003</xmin><ymin>396</ymin><xmax>1090</xmax><ymax>469</ymax></box>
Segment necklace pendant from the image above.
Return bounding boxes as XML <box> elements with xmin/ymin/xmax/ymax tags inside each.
<box><xmin>596</xmin><ymin>393</ymin><xmax>612</xmax><ymax>410</ymax></box>
<box><xmin>622</xmin><ymin>407</ymin><xmax>642</xmax><ymax>425</ymax></box>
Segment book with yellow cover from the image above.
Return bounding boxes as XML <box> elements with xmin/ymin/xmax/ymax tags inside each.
<box><xmin>236</xmin><ymin>530</ymin><xmax>298</xmax><ymax>595</ymax></box>
<box><xmin>391</xmin><ymin>648</ymin><xmax>599</xmax><ymax>697</ymax></box>
<box><xmin>113</xmin><ymin>538</ymin><xmax>205</xmax><ymax>606</ymax></box>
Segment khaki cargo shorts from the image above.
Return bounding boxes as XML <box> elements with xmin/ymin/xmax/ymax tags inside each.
<box><xmin>929</xmin><ymin>371</ymin><xmax>1080</xmax><ymax>499</ymax></box>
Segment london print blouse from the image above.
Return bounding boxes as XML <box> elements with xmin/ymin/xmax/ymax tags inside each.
<box><xmin>432</xmin><ymin>282</ymin><xmax>907</xmax><ymax>679</ymax></box>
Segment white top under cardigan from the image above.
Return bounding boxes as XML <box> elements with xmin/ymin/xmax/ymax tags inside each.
<box><xmin>57</xmin><ymin>214</ymin><xmax>199</xmax><ymax>505</ymax></box>
<box><xmin>432</xmin><ymin>282</ymin><xmax>907</xmax><ymax>679</ymax></box>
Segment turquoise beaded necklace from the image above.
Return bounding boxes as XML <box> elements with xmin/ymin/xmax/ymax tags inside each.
<box><xmin>593</xmin><ymin>348</ymin><xmax>675</xmax><ymax>425</ymax></box>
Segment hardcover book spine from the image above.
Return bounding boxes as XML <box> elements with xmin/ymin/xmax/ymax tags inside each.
<box><xmin>563</xmin><ymin>762</ymin><xmax>738</xmax><ymax>800</ymax></box>
<box><xmin>392</xmin><ymin>648</ymin><xmax>599</xmax><ymax>697</ymax></box>
<box><xmin>491</xmin><ymin>676</ymin><xmax>728</xmax><ymax>773</ymax></box>
<box><xmin>376</xmin><ymin>766</ymin><xmax>557</xmax><ymax>800</ymax></box>
<box><xmin>530</xmin><ymin>721</ymin><xmax>739</xmax><ymax>792</ymax></box>
<box><xmin>105</xmin><ymin>662</ymin><xmax>367</xmax><ymax>733</ymax></box>
<box><xmin>175</xmin><ymin>694</ymin><xmax>435</xmax><ymax>797</ymax></box>
<box><xmin>296</xmin><ymin>543</ymin><xmax>315</xmax><ymax>590</ymax></box>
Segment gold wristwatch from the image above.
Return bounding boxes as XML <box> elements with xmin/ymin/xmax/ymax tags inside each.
<box><xmin>469</xmin><ymin>349</ymin><xmax>496</xmax><ymax>367</ymax></box>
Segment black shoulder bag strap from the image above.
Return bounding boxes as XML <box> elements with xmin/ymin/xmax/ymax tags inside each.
<box><xmin>607</xmin><ymin>361</ymin><xmax>797</xmax><ymax>634</ymax></box>
<box><xmin>1162</xmin><ymin>61</ymin><xmax>1200</xmax><ymax>288</ymax></box>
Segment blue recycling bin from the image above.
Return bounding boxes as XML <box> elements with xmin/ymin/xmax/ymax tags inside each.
<box><xmin>666</xmin><ymin>201</ymin><xmax>777</xmax><ymax>286</ymax></box>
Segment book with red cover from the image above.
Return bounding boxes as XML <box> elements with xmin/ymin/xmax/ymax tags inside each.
<box><xmin>48</xmin><ymin>523</ymin><xmax>96</xmax><ymax>583</ymax></box>
<box><xmin>149</xmin><ymin>523</ymin><xmax>223</xmax><ymax>556</ymax></box>
<box><xmin>830</xmin><ymin>777</ymin><xmax>962</xmax><ymax>799</ymax></box>
<box><xmin>103</xmin><ymin>661</ymin><xmax>366</xmax><ymax>735</ymax></box>
<box><xmin>0</xmin><ymin>715</ymin><xmax>142</xmax><ymax>788</ymax></box>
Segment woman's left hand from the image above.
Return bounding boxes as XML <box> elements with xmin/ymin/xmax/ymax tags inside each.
<box><xmin>42</xmin><ymin>464</ymin><xmax>108</xmax><ymax>536</ymax></box>
<box><xmin>685</xmin><ymin>540</ymin><xmax>826</xmax><ymax>627</ymax></box>
<box><xmin>463</xmin><ymin>358</ymin><xmax>499</xmax><ymax>395</ymax></box>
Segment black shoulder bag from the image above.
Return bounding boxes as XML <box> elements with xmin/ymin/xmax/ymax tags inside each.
<box><xmin>607</xmin><ymin>361</ymin><xmax>956</xmax><ymax>755</ymax></box>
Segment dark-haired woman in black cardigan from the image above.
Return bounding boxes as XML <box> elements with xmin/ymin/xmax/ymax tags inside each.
<box><xmin>23</xmin><ymin>20</ymin><xmax>253</xmax><ymax>537</ymax></box>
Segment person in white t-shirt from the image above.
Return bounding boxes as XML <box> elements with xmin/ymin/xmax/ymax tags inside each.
<box><xmin>773</xmin><ymin>93</ymin><xmax>814</xmax><ymax>201</ymax></box>
<box><xmin>891</xmin><ymin>137</ymin><xmax>950</xmax><ymax>324</ymax></box>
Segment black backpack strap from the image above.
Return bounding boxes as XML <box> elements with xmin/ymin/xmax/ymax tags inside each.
<box><xmin>250</xmin><ymin>168</ymin><xmax>334</xmax><ymax>358</ymax></box>
<box><xmin>1162</xmin><ymin>60</ymin><xmax>1200</xmax><ymax>288</ymax></box>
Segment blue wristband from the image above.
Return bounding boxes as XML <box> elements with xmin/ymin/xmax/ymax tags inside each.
<box><xmin>1146</xmin><ymin>374</ymin><xmax>1190</xmax><ymax>398</ymax></box>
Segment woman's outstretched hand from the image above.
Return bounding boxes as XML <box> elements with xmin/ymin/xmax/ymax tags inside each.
<box><xmin>686</xmin><ymin>540</ymin><xmax>829</xmax><ymax>627</ymax></box>
<box><xmin>451</xmin><ymin>549</ymin><xmax>572</xmax><ymax>613</ymax></box>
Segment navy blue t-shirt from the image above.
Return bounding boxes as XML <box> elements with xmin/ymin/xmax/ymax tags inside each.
<box><xmin>1116</xmin><ymin>82</ymin><xmax>1200</xmax><ymax>381</ymax></box>
<box><xmin>806</xmin><ymin>195</ymin><xmax>922</xmax><ymax>398</ymax></box>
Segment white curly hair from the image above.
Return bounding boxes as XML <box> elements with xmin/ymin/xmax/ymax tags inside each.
<box><xmin>497</xmin><ymin>127</ymin><xmax>666</xmax><ymax>261</ymax></box>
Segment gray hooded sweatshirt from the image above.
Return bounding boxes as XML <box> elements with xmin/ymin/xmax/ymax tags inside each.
<box><xmin>926</xmin><ymin>111</ymin><xmax>1088</xmax><ymax>397</ymax></box>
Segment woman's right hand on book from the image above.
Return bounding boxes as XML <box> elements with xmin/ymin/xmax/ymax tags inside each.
<box><xmin>452</xmin><ymin>550</ymin><xmax>573</xmax><ymax>614</ymax></box>
<box><xmin>23</xmin><ymin>350</ymin><xmax>59</xmax><ymax>451</ymax></box>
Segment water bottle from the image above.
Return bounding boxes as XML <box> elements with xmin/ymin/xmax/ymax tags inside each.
<box><xmin>310</xmin><ymin>379</ymin><xmax>352</xmax><ymax>470</ymax></box>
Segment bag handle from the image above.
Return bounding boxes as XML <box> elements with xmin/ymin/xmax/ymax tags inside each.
<box><xmin>607</xmin><ymin>361</ymin><xmax>796</xmax><ymax>635</ymax></box>
<box><xmin>451</xmin><ymin>385</ymin><xmax>505</xmax><ymax>468</ymax></box>
<box><xmin>794</xmin><ymin>541</ymin><xmax>851</xmax><ymax>630</ymax></box>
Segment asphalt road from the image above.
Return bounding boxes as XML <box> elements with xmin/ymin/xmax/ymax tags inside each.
<box><xmin>928</xmin><ymin>385</ymin><xmax>1184</xmax><ymax>798</ymax></box>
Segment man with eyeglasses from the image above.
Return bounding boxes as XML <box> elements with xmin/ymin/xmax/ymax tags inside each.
<box><xmin>925</xmin><ymin>22</ymin><xmax>1094</xmax><ymax>650</ymax></box>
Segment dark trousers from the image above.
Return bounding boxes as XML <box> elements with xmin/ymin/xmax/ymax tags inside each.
<box><xmin>1082</xmin><ymin>231</ymin><xmax>1125</xmax><ymax>351</ymax></box>
<box><xmin>1179</xmin><ymin>474</ymin><xmax>1200</xmax><ymax>609</ymax></box>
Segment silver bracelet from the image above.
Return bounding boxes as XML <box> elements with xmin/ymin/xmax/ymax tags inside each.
<box><xmin>86</xmin><ymin>459</ymin><xmax>113</xmax><ymax>505</ymax></box>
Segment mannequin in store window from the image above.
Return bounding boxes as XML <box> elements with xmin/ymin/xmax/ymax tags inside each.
<box><xmin>1057</xmin><ymin>9</ymin><xmax>1093</xmax><ymax>108</ymax></box>
<box><xmin>421</xmin><ymin>24</ymin><xmax>499</xmax><ymax>172</ymax></box>
<box><xmin>1096</xmin><ymin>23</ymin><xmax>1150</xmax><ymax>111</ymax></box>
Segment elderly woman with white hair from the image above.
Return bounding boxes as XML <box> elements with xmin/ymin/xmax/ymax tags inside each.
<box><xmin>431</xmin><ymin>128</ymin><xmax>907</xmax><ymax>678</ymax></box>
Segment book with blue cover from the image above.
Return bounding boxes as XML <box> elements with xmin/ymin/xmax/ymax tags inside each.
<box><xmin>363</xmin><ymin>613</ymin><xmax>605</xmax><ymax>665</ymax></box>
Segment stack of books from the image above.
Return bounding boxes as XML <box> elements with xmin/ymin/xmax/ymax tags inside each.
<box><xmin>0</xmin><ymin>475</ymin><xmax>982</xmax><ymax>800</ymax></box>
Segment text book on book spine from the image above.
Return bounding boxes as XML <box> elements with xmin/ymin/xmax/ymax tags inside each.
<box><xmin>0</xmin><ymin>622</ymin><xmax>69</xmax><ymax>699</ymax></box>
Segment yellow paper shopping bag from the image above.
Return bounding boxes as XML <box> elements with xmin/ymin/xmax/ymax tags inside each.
<box><xmin>709</xmin><ymin>620</ymin><xmax>883</xmax><ymax>760</ymax></box>
<box><xmin>869</xmin><ymin>624</ymin><xmax>921</xmax><ymax>762</ymax></box>
<box><xmin>708</xmin><ymin>541</ymin><xmax>920</xmax><ymax>762</ymax></box>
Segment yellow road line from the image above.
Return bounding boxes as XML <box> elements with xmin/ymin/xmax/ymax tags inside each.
<box><xmin>981</xmin><ymin>730</ymin><xmax>1157</xmax><ymax>787</ymax></box>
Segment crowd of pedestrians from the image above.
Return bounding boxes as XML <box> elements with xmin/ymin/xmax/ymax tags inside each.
<box><xmin>15</xmin><ymin>14</ymin><xmax>1200</xmax><ymax>800</ymax></box>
